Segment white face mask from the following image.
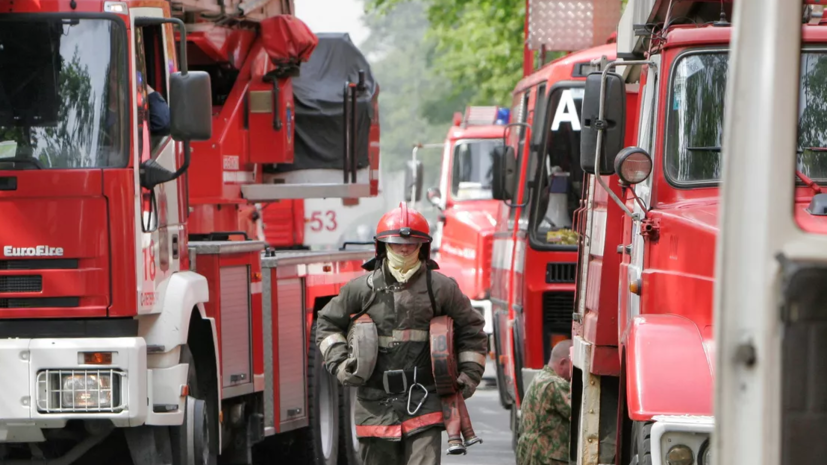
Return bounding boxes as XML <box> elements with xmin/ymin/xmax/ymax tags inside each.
<box><xmin>386</xmin><ymin>244</ymin><xmax>422</xmax><ymax>283</ymax></box>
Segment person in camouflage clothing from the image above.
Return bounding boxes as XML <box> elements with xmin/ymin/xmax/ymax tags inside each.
<box><xmin>316</xmin><ymin>203</ymin><xmax>488</xmax><ymax>465</ymax></box>
<box><xmin>516</xmin><ymin>339</ymin><xmax>573</xmax><ymax>465</ymax></box>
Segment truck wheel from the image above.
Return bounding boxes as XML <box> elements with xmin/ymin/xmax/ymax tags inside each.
<box><xmin>629</xmin><ymin>421</ymin><xmax>653</xmax><ymax>465</ymax></box>
<box><xmin>492</xmin><ymin>316</ymin><xmax>512</xmax><ymax>410</ymax></box>
<box><xmin>338</xmin><ymin>386</ymin><xmax>363</xmax><ymax>465</ymax></box>
<box><xmin>512</xmin><ymin>322</ymin><xmax>526</xmax><ymax>402</ymax></box>
<box><xmin>510</xmin><ymin>402</ymin><xmax>520</xmax><ymax>453</ymax></box>
<box><xmin>307</xmin><ymin>321</ymin><xmax>340</xmax><ymax>465</ymax></box>
<box><xmin>172</xmin><ymin>345</ymin><xmax>217</xmax><ymax>465</ymax></box>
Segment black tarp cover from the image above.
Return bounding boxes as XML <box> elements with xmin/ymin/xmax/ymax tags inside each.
<box><xmin>277</xmin><ymin>33</ymin><xmax>377</xmax><ymax>172</ymax></box>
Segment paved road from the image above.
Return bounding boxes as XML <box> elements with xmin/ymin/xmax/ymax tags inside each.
<box><xmin>443</xmin><ymin>361</ymin><xmax>516</xmax><ymax>465</ymax></box>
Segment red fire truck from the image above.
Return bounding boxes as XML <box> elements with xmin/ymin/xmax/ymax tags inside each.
<box><xmin>569</xmin><ymin>0</ymin><xmax>827</xmax><ymax>464</ymax></box>
<box><xmin>422</xmin><ymin>106</ymin><xmax>508</xmax><ymax>350</ymax></box>
<box><xmin>0</xmin><ymin>1</ymin><xmax>378</xmax><ymax>464</ymax></box>
<box><xmin>258</xmin><ymin>32</ymin><xmax>381</xmax><ymax>251</ymax></box>
<box><xmin>487</xmin><ymin>0</ymin><xmax>621</xmax><ymax>435</ymax></box>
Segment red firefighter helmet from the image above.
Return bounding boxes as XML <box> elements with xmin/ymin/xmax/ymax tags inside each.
<box><xmin>375</xmin><ymin>202</ymin><xmax>432</xmax><ymax>245</ymax></box>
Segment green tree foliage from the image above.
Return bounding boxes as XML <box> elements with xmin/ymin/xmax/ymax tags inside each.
<box><xmin>797</xmin><ymin>52</ymin><xmax>827</xmax><ymax>178</ymax></box>
<box><xmin>360</xmin><ymin>1</ymin><xmax>453</xmax><ymax>198</ymax></box>
<box><xmin>368</xmin><ymin>0</ymin><xmax>524</xmax><ymax>107</ymax></box>
<box><xmin>38</xmin><ymin>47</ymin><xmax>96</xmax><ymax>167</ymax></box>
<box><xmin>369</xmin><ymin>0</ymin><xmax>629</xmax><ymax>108</ymax></box>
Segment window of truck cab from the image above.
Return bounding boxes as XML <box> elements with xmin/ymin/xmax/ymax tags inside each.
<box><xmin>0</xmin><ymin>14</ymin><xmax>128</xmax><ymax>169</ymax></box>
<box><xmin>508</xmin><ymin>89</ymin><xmax>532</xmax><ymax>222</ymax></box>
<box><xmin>450</xmin><ymin>138</ymin><xmax>502</xmax><ymax>202</ymax></box>
<box><xmin>134</xmin><ymin>23</ymin><xmax>172</xmax><ymax>157</ymax></box>
<box><xmin>665</xmin><ymin>48</ymin><xmax>827</xmax><ymax>186</ymax></box>
<box><xmin>527</xmin><ymin>82</ymin><xmax>585</xmax><ymax>250</ymax></box>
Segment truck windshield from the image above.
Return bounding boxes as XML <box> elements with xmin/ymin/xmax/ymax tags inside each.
<box><xmin>666</xmin><ymin>51</ymin><xmax>827</xmax><ymax>184</ymax></box>
<box><xmin>451</xmin><ymin>139</ymin><xmax>501</xmax><ymax>201</ymax></box>
<box><xmin>0</xmin><ymin>17</ymin><xmax>127</xmax><ymax>169</ymax></box>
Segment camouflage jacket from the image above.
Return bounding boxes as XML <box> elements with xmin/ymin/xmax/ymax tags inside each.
<box><xmin>516</xmin><ymin>367</ymin><xmax>571</xmax><ymax>464</ymax></box>
<box><xmin>315</xmin><ymin>259</ymin><xmax>488</xmax><ymax>440</ymax></box>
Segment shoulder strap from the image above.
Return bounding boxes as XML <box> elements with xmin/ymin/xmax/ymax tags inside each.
<box><xmin>426</xmin><ymin>267</ymin><xmax>440</xmax><ymax>317</ymax></box>
<box><xmin>350</xmin><ymin>271</ymin><xmax>379</xmax><ymax>321</ymax></box>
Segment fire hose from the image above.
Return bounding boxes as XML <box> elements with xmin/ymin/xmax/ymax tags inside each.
<box><xmin>430</xmin><ymin>315</ymin><xmax>483</xmax><ymax>455</ymax></box>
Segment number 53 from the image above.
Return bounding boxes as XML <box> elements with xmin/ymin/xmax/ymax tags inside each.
<box><xmin>308</xmin><ymin>210</ymin><xmax>337</xmax><ymax>232</ymax></box>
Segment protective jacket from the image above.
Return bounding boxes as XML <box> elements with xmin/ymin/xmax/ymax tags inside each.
<box><xmin>316</xmin><ymin>258</ymin><xmax>487</xmax><ymax>440</ymax></box>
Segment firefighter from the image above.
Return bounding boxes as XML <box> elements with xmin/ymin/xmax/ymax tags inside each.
<box><xmin>315</xmin><ymin>202</ymin><xmax>488</xmax><ymax>465</ymax></box>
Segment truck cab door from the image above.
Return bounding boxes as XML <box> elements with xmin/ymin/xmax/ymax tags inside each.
<box><xmin>621</xmin><ymin>59</ymin><xmax>659</xmax><ymax>337</ymax></box>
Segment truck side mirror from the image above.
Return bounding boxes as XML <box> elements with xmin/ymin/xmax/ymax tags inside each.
<box><xmin>492</xmin><ymin>145</ymin><xmax>517</xmax><ymax>201</ymax></box>
<box><xmin>169</xmin><ymin>71</ymin><xmax>213</xmax><ymax>142</ymax></box>
<box><xmin>580</xmin><ymin>72</ymin><xmax>626</xmax><ymax>175</ymax></box>
<box><xmin>405</xmin><ymin>159</ymin><xmax>423</xmax><ymax>202</ymax></box>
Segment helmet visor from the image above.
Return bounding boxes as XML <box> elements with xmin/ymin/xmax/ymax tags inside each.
<box><xmin>375</xmin><ymin>227</ymin><xmax>431</xmax><ymax>244</ymax></box>
<box><xmin>377</xmin><ymin>235</ymin><xmax>430</xmax><ymax>245</ymax></box>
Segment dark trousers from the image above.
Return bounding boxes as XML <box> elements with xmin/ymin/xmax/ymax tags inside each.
<box><xmin>359</xmin><ymin>428</ymin><xmax>442</xmax><ymax>465</ymax></box>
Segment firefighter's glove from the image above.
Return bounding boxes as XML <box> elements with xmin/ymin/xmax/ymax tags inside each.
<box><xmin>336</xmin><ymin>359</ymin><xmax>357</xmax><ymax>386</ymax></box>
<box><xmin>457</xmin><ymin>372</ymin><xmax>479</xmax><ymax>399</ymax></box>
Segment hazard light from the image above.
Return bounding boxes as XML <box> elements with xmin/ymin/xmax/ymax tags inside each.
<box><xmin>103</xmin><ymin>2</ymin><xmax>127</xmax><ymax>13</ymax></box>
<box><xmin>614</xmin><ymin>147</ymin><xmax>652</xmax><ymax>186</ymax></box>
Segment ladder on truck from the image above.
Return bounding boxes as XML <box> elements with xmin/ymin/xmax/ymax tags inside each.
<box><xmin>170</xmin><ymin>0</ymin><xmax>379</xmax><ymax>201</ymax></box>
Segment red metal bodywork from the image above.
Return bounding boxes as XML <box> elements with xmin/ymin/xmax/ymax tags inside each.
<box><xmin>491</xmin><ymin>43</ymin><xmax>618</xmax><ymax>407</ymax></box>
<box><xmin>261</xmin><ymin>200</ymin><xmax>305</xmax><ymax>247</ymax></box>
<box><xmin>0</xmin><ymin>0</ymin><xmax>377</xmax><ymax>448</ymax></box>
<box><xmin>435</xmin><ymin>124</ymin><xmax>503</xmax><ymax>301</ymax></box>
<box><xmin>578</xmin><ymin>26</ymin><xmax>827</xmax><ymax>429</ymax></box>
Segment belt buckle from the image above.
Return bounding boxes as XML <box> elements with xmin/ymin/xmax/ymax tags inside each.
<box><xmin>382</xmin><ymin>370</ymin><xmax>408</xmax><ymax>394</ymax></box>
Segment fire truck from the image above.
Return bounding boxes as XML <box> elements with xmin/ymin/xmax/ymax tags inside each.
<box><xmin>421</xmin><ymin>106</ymin><xmax>508</xmax><ymax>350</ymax></box>
<box><xmin>0</xmin><ymin>1</ymin><xmax>379</xmax><ymax>464</ymax></box>
<box><xmin>715</xmin><ymin>2</ymin><xmax>827</xmax><ymax>465</ymax></box>
<box><xmin>486</xmin><ymin>0</ymin><xmax>621</xmax><ymax>436</ymax></box>
<box><xmin>569</xmin><ymin>0</ymin><xmax>827</xmax><ymax>464</ymax></box>
<box><xmin>258</xmin><ymin>32</ymin><xmax>381</xmax><ymax>251</ymax></box>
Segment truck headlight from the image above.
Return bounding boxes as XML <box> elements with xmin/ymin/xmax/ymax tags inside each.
<box><xmin>36</xmin><ymin>370</ymin><xmax>125</xmax><ymax>413</ymax></box>
<box><xmin>62</xmin><ymin>373</ymin><xmax>112</xmax><ymax>408</ymax></box>
<box><xmin>667</xmin><ymin>444</ymin><xmax>695</xmax><ymax>465</ymax></box>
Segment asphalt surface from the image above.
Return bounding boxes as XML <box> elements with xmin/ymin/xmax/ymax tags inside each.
<box><xmin>443</xmin><ymin>360</ymin><xmax>516</xmax><ymax>465</ymax></box>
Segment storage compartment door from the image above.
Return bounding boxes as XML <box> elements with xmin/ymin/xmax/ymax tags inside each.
<box><xmin>220</xmin><ymin>265</ymin><xmax>252</xmax><ymax>387</ymax></box>
<box><xmin>278</xmin><ymin>277</ymin><xmax>306</xmax><ymax>422</ymax></box>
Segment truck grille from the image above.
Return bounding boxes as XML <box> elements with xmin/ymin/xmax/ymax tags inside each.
<box><xmin>546</xmin><ymin>263</ymin><xmax>576</xmax><ymax>283</ymax></box>
<box><xmin>542</xmin><ymin>291</ymin><xmax>574</xmax><ymax>365</ymax></box>
<box><xmin>543</xmin><ymin>291</ymin><xmax>574</xmax><ymax>332</ymax></box>
<box><xmin>0</xmin><ymin>275</ymin><xmax>43</xmax><ymax>293</ymax></box>
<box><xmin>0</xmin><ymin>297</ymin><xmax>79</xmax><ymax>308</ymax></box>
<box><xmin>0</xmin><ymin>259</ymin><xmax>78</xmax><ymax>270</ymax></box>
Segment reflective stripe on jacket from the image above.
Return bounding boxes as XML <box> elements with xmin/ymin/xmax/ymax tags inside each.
<box><xmin>316</xmin><ymin>259</ymin><xmax>487</xmax><ymax>439</ymax></box>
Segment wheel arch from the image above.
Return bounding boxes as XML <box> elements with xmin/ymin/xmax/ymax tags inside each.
<box><xmin>625</xmin><ymin>314</ymin><xmax>713</xmax><ymax>420</ymax></box>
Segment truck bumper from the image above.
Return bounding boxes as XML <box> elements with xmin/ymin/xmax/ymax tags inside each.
<box><xmin>0</xmin><ymin>337</ymin><xmax>184</xmax><ymax>442</ymax></box>
<box><xmin>649</xmin><ymin>415</ymin><xmax>714</xmax><ymax>465</ymax></box>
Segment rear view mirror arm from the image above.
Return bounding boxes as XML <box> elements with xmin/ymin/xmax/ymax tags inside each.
<box><xmin>593</xmin><ymin>59</ymin><xmax>658</xmax><ymax>220</ymax></box>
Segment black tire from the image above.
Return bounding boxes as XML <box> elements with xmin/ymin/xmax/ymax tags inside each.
<box><xmin>629</xmin><ymin>421</ymin><xmax>653</xmax><ymax>465</ymax></box>
<box><xmin>172</xmin><ymin>345</ymin><xmax>218</xmax><ymax>465</ymax></box>
<box><xmin>512</xmin><ymin>322</ymin><xmax>526</xmax><ymax>402</ymax></box>
<box><xmin>307</xmin><ymin>321</ymin><xmax>340</xmax><ymax>465</ymax></box>
<box><xmin>338</xmin><ymin>385</ymin><xmax>363</xmax><ymax>465</ymax></box>
<box><xmin>493</xmin><ymin>316</ymin><xmax>513</xmax><ymax>410</ymax></box>
<box><xmin>510</xmin><ymin>401</ymin><xmax>521</xmax><ymax>453</ymax></box>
